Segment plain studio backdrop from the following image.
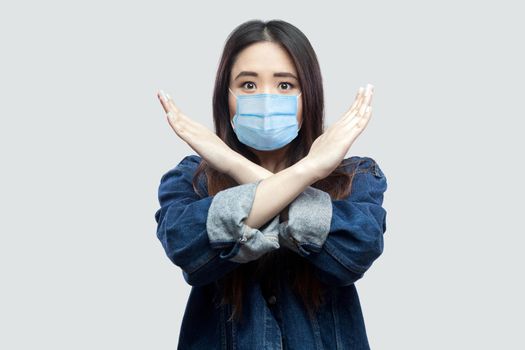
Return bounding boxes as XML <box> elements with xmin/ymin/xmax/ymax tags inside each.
<box><xmin>1</xmin><ymin>1</ymin><xmax>523</xmax><ymax>349</ymax></box>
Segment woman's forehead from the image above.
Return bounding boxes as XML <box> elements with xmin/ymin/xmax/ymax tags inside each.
<box><xmin>232</xmin><ymin>43</ymin><xmax>296</xmax><ymax>75</ymax></box>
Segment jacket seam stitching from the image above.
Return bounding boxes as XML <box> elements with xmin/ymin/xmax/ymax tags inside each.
<box><xmin>324</xmin><ymin>239</ymin><xmax>367</xmax><ymax>275</ymax></box>
<box><xmin>185</xmin><ymin>250</ymin><xmax>221</xmax><ymax>275</ymax></box>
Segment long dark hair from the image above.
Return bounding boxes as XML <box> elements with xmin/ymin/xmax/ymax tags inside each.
<box><xmin>191</xmin><ymin>19</ymin><xmax>359</xmax><ymax>323</ymax></box>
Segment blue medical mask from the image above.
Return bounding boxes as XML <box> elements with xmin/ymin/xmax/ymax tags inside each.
<box><xmin>229</xmin><ymin>88</ymin><xmax>302</xmax><ymax>151</ymax></box>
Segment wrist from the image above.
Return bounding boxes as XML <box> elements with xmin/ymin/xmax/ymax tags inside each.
<box><xmin>294</xmin><ymin>156</ymin><xmax>321</xmax><ymax>185</ymax></box>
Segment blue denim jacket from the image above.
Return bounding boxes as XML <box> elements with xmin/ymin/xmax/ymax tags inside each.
<box><xmin>154</xmin><ymin>154</ymin><xmax>388</xmax><ymax>349</ymax></box>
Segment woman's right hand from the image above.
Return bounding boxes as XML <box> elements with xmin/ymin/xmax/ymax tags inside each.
<box><xmin>306</xmin><ymin>83</ymin><xmax>375</xmax><ymax>181</ymax></box>
<box><xmin>157</xmin><ymin>90</ymin><xmax>239</xmax><ymax>176</ymax></box>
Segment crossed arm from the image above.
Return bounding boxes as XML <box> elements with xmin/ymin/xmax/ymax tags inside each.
<box><xmin>156</xmin><ymin>153</ymin><xmax>387</xmax><ymax>287</ymax></box>
<box><xmin>225</xmin><ymin>153</ymin><xmax>319</xmax><ymax>230</ymax></box>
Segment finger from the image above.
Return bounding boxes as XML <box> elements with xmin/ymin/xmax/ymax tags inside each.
<box><xmin>157</xmin><ymin>90</ymin><xmax>170</xmax><ymax>113</ymax></box>
<box><xmin>359</xmin><ymin>84</ymin><xmax>374</xmax><ymax>115</ymax></box>
<box><xmin>166</xmin><ymin>101</ymin><xmax>193</xmax><ymax>131</ymax></box>
<box><xmin>360</xmin><ymin>93</ymin><xmax>373</xmax><ymax>116</ymax></box>
<box><xmin>165</xmin><ymin>93</ymin><xmax>181</xmax><ymax>114</ymax></box>
<box><xmin>356</xmin><ymin>106</ymin><xmax>372</xmax><ymax>130</ymax></box>
<box><xmin>341</xmin><ymin>90</ymin><xmax>366</xmax><ymax>124</ymax></box>
<box><xmin>362</xmin><ymin>106</ymin><xmax>372</xmax><ymax>123</ymax></box>
<box><xmin>346</xmin><ymin>85</ymin><xmax>370</xmax><ymax>121</ymax></box>
<box><xmin>346</xmin><ymin>102</ymin><xmax>373</xmax><ymax>130</ymax></box>
<box><xmin>160</xmin><ymin>91</ymin><xmax>189</xmax><ymax>125</ymax></box>
<box><xmin>158</xmin><ymin>90</ymin><xmax>183</xmax><ymax>117</ymax></box>
<box><xmin>166</xmin><ymin>111</ymin><xmax>186</xmax><ymax>136</ymax></box>
<box><xmin>358</xmin><ymin>110</ymin><xmax>372</xmax><ymax>136</ymax></box>
<box><xmin>344</xmin><ymin>86</ymin><xmax>366</xmax><ymax>119</ymax></box>
<box><xmin>359</xmin><ymin>92</ymin><xmax>372</xmax><ymax>115</ymax></box>
<box><xmin>347</xmin><ymin>108</ymin><xmax>372</xmax><ymax>141</ymax></box>
<box><xmin>345</xmin><ymin>86</ymin><xmax>364</xmax><ymax>116</ymax></box>
<box><xmin>363</xmin><ymin>88</ymin><xmax>374</xmax><ymax>112</ymax></box>
<box><xmin>339</xmin><ymin>92</ymin><xmax>362</xmax><ymax>126</ymax></box>
<box><xmin>345</xmin><ymin>112</ymin><xmax>365</xmax><ymax>130</ymax></box>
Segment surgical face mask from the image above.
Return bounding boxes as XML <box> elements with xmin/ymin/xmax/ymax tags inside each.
<box><xmin>229</xmin><ymin>88</ymin><xmax>302</xmax><ymax>151</ymax></box>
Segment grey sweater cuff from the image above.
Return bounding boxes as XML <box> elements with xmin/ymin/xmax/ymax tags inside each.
<box><xmin>206</xmin><ymin>179</ymin><xmax>280</xmax><ymax>263</ymax></box>
<box><xmin>278</xmin><ymin>186</ymin><xmax>333</xmax><ymax>256</ymax></box>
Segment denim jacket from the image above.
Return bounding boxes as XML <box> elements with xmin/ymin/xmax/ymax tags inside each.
<box><xmin>154</xmin><ymin>154</ymin><xmax>388</xmax><ymax>350</ymax></box>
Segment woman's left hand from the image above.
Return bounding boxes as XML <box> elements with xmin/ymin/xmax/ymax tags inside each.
<box><xmin>157</xmin><ymin>90</ymin><xmax>238</xmax><ymax>175</ymax></box>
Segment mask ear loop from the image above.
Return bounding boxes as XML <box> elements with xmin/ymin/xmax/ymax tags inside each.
<box><xmin>229</xmin><ymin>88</ymin><xmax>236</xmax><ymax>130</ymax></box>
<box><xmin>297</xmin><ymin>91</ymin><xmax>302</xmax><ymax>131</ymax></box>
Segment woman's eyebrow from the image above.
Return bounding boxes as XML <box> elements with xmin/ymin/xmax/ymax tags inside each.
<box><xmin>234</xmin><ymin>71</ymin><xmax>298</xmax><ymax>81</ymax></box>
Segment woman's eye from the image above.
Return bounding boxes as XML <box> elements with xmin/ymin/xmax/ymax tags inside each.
<box><xmin>279</xmin><ymin>82</ymin><xmax>295</xmax><ymax>90</ymax></box>
<box><xmin>241</xmin><ymin>82</ymin><xmax>256</xmax><ymax>89</ymax></box>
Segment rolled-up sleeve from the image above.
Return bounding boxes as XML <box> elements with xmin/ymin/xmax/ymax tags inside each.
<box><xmin>154</xmin><ymin>155</ymin><xmax>280</xmax><ymax>287</ymax></box>
<box><xmin>206</xmin><ymin>179</ymin><xmax>280</xmax><ymax>262</ymax></box>
<box><xmin>277</xmin><ymin>156</ymin><xmax>388</xmax><ymax>286</ymax></box>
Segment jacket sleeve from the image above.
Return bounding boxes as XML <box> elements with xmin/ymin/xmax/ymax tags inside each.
<box><xmin>277</xmin><ymin>156</ymin><xmax>388</xmax><ymax>287</ymax></box>
<box><xmin>154</xmin><ymin>155</ymin><xmax>281</xmax><ymax>287</ymax></box>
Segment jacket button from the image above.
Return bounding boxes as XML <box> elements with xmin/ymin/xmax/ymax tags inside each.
<box><xmin>267</xmin><ymin>295</ymin><xmax>277</xmax><ymax>305</ymax></box>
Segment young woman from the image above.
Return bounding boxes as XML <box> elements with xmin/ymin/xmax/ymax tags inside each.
<box><xmin>154</xmin><ymin>19</ymin><xmax>387</xmax><ymax>350</ymax></box>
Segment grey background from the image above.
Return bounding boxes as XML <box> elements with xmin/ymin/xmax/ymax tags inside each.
<box><xmin>1</xmin><ymin>1</ymin><xmax>523</xmax><ymax>349</ymax></box>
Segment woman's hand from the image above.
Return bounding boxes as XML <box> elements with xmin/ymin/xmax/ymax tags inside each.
<box><xmin>306</xmin><ymin>83</ymin><xmax>375</xmax><ymax>181</ymax></box>
<box><xmin>157</xmin><ymin>90</ymin><xmax>237</xmax><ymax>175</ymax></box>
